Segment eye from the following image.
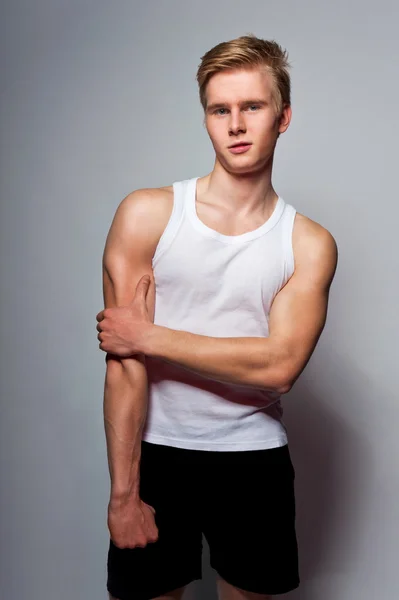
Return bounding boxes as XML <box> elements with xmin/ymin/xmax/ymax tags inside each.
<box><xmin>215</xmin><ymin>108</ymin><xmax>228</xmax><ymax>115</ymax></box>
<box><xmin>247</xmin><ymin>105</ymin><xmax>260</xmax><ymax>111</ymax></box>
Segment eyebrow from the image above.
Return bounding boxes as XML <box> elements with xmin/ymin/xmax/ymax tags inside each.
<box><xmin>206</xmin><ymin>99</ymin><xmax>268</xmax><ymax>113</ymax></box>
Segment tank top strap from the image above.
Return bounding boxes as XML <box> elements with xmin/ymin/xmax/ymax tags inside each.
<box><xmin>281</xmin><ymin>202</ymin><xmax>297</xmax><ymax>280</ymax></box>
<box><xmin>172</xmin><ymin>178</ymin><xmax>190</xmax><ymax>218</ymax></box>
<box><xmin>152</xmin><ymin>178</ymin><xmax>190</xmax><ymax>267</ymax></box>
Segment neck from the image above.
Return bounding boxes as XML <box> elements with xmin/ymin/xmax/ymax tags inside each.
<box><xmin>201</xmin><ymin>155</ymin><xmax>277</xmax><ymax>217</ymax></box>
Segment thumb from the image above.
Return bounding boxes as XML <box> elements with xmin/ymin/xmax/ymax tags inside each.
<box><xmin>137</xmin><ymin>274</ymin><xmax>151</xmax><ymax>296</ymax></box>
<box><xmin>130</xmin><ymin>275</ymin><xmax>151</xmax><ymax>305</ymax></box>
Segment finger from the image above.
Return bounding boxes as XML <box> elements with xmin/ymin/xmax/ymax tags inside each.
<box><xmin>96</xmin><ymin>311</ymin><xmax>104</xmax><ymax>322</ymax></box>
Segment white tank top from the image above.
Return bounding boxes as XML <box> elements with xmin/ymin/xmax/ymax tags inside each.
<box><xmin>142</xmin><ymin>176</ymin><xmax>297</xmax><ymax>451</ymax></box>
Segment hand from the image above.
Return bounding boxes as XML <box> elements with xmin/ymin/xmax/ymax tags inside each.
<box><xmin>96</xmin><ymin>275</ymin><xmax>153</xmax><ymax>357</ymax></box>
<box><xmin>108</xmin><ymin>495</ymin><xmax>159</xmax><ymax>549</ymax></box>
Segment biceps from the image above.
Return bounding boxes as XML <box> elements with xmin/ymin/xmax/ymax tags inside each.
<box><xmin>269</xmin><ymin>286</ymin><xmax>329</xmax><ymax>382</ymax></box>
<box><xmin>102</xmin><ymin>257</ymin><xmax>156</xmax><ymax>369</ymax></box>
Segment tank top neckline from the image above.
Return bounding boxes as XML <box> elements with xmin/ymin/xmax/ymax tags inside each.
<box><xmin>185</xmin><ymin>176</ymin><xmax>285</xmax><ymax>244</ymax></box>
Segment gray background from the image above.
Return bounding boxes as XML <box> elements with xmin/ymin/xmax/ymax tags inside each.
<box><xmin>1</xmin><ymin>1</ymin><xmax>398</xmax><ymax>599</ymax></box>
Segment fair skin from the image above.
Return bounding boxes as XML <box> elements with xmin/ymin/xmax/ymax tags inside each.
<box><xmin>102</xmin><ymin>66</ymin><xmax>338</xmax><ymax>600</ymax></box>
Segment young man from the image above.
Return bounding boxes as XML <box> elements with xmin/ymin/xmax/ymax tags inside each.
<box><xmin>96</xmin><ymin>35</ymin><xmax>338</xmax><ymax>600</ymax></box>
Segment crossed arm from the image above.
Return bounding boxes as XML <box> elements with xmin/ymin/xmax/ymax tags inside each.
<box><xmin>139</xmin><ymin>225</ymin><xmax>337</xmax><ymax>393</ymax></box>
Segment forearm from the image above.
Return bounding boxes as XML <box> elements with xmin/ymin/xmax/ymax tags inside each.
<box><xmin>103</xmin><ymin>354</ymin><xmax>148</xmax><ymax>502</ymax></box>
<box><xmin>143</xmin><ymin>326</ymin><xmax>288</xmax><ymax>393</ymax></box>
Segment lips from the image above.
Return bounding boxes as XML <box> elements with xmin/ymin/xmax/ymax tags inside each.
<box><xmin>229</xmin><ymin>142</ymin><xmax>251</xmax><ymax>148</ymax></box>
<box><xmin>228</xmin><ymin>143</ymin><xmax>252</xmax><ymax>154</ymax></box>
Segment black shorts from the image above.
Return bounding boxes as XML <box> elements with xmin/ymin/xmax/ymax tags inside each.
<box><xmin>107</xmin><ymin>441</ymin><xmax>300</xmax><ymax>599</ymax></box>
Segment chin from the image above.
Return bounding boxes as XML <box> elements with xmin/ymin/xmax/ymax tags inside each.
<box><xmin>226</xmin><ymin>164</ymin><xmax>262</xmax><ymax>177</ymax></box>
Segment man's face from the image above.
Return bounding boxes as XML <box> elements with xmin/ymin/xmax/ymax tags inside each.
<box><xmin>204</xmin><ymin>67</ymin><xmax>291</xmax><ymax>174</ymax></box>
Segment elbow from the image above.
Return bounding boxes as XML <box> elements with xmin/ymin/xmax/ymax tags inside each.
<box><xmin>276</xmin><ymin>363</ymin><xmax>297</xmax><ymax>394</ymax></box>
<box><xmin>276</xmin><ymin>380</ymin><xmax>293</xmax><ymax>395</ymax></box>
<box><xmin>275</xmin><ymin>366</ymin><xmax>301</xmax><ymax>394</ymax></box>
<box><xmin>272</xmin><ymin>350</ymin><xmax>301</xmax><ymax>394</ymax></box>
<box><xmin>256</xmin><ymin>368</ymin><xmax>292</xmax><ymax>395</ymax></box>
<box><xmin>267</xmin><ymin>365</ymin><xmax>295</xmax><ymax>395</ymax></box>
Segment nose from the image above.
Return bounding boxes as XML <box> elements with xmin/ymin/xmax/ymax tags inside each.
<box><xmin>228</xmin><ymin>109</ymin><xmax>246</xmax><ymax>136</ymax></box>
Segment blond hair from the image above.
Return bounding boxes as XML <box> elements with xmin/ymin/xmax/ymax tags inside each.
<box><xmin>196</xmin><ymin>34</ymin><xmax>291</xmax><ymax>116</ymax></box>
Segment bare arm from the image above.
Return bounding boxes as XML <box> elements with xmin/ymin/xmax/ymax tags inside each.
<box><xmin>102</xmin><ymin>190</ymin><xmax>157</xmax><ymax>504</ymax></box>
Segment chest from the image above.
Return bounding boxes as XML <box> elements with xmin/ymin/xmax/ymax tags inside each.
<box><xmin>153</xmin><ymin>231</ymin><xmax>286</xmax><ymax>314</ymax></box>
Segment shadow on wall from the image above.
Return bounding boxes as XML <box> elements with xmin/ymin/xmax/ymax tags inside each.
<box><xmin>182</xmin><ymin>344</ymin><xmax>370</xmax><ymax>599</ymax></box>
<box><xmin>276</xmin><ymin>348</ymin><xmax>371</xmax><ymax>600</ymax></box>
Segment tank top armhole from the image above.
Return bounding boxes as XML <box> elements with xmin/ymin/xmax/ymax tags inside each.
<box><xmin>152</xmin><ymin>180</ymin><xmax>186</xmax><ymax>267</ymax></box>
<box><xmin>282</xmin><ymin>204</ymin><xmax>297</xmax><ymax>284</ymax></box>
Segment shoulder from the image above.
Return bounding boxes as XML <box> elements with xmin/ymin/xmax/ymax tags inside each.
<box><xmin>108</xmin><ymin>184</ymin><xmax>174</xmax><ymax>237</ymax></box>
<box><xmin>292</xmin><ymin>211</ymin><xmax>338</xmax><ymax>288</ymax></box>
<box><xmin>103</xmin><ymin>184</ymin><xmax>175</xmax><ymax>260</ymax></box>
<box><xmin>115</xmin><ymin>184</ymin><xmax>174</xmax><ymax>220</ymax></box>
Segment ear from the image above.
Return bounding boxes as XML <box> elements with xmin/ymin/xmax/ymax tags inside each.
<box><xmin>278</xmin><ymin>104</ymin><xmax>292</xmax><ymax>134</ymax></box>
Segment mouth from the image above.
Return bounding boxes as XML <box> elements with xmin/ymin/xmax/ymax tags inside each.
<box><xmin>228</xmin><ymin>142</ymin><xmax>252</xmax><ymax>154</ymax></box>
<box><xmin>228</xmin><ymin>142</ymin><xmax>252</xmax><ymax>148</ymax></box>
